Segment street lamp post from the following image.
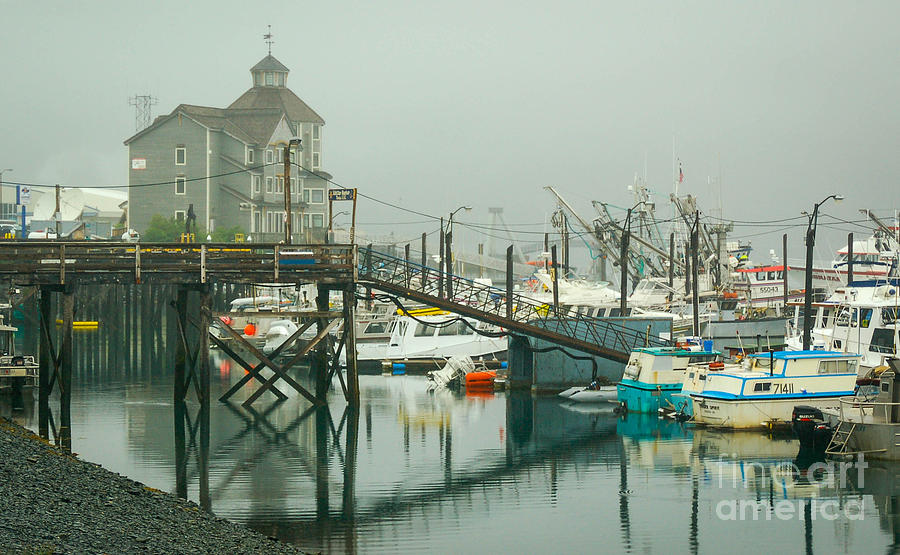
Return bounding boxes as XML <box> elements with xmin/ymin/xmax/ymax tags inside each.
<box><xmin>328</xmin><ymin>210</ymin><xmax>349</xmax><ymax>243</ymax></box>
<box><xmin>802</xmin><ymin>194</ymin><xmax>844</xmax><ymax>350</ymax></box>
<box><xmin>619</xmin><ymin>202</ymin><xmax>643</xmax><ymax>316</ymax></box>
<box><xmin>446</xmin><ymin>205</ymin><xmax>472</xmax><ymax>277</ymax></box>
<box><xmin>0</xmin><ymin>169</ymin><xmax>12</xmax><ymax>223</ymax></box>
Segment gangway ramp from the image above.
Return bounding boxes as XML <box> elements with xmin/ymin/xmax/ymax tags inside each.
<box><xmin>358</xmin><ymin>248</ymin><xmax>670</xmax><ymax>363</ymax></box>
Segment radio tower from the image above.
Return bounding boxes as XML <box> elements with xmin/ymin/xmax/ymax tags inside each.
<box><xmin>128</xmin><ymin>94</ymin><xmax>158</xmax><ymax>131</ymax></box>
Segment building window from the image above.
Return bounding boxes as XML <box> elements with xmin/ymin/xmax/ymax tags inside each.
<box><xmin>276</xmin><ymin>147</ymin><xmax>284</xmax><ymax>163</ymax></box>
<box><xmin>175</xmin><ymin>147</ymin><xmax>186</xmax><ymax>165</ymax></box>
<box><xmin>310</xmin><ymin>213</ymin><xmax>325</xmax><ymax>228</ymax></box>
<box><xmin>312</xmin><ymin>152</ymin><xmax>320</xmax><ymax>170</ymax></box>
<box><xmin>175</xmin><ymin>176</ymin><xmax>186</xmax><ymax>195</ymax></box>
<box><xmin>303</xmin><ymin>189</ymin><xmax>310</xmax><ymax>203</ymax></box>
<box><xmin>277</xmin><ymin>73</ymin><xmax>285</xmax><ymax>86</ymax></box>
<box><xmin>265</xmin><ymin>177</ymin><xmax>273</xmax><ymax>193</ymax></box>
<box><xmin>275</xmin><ymin>177</ymin><xmax>284</xmax><ymax>194</ymax></box>
<box><xmin>175</xmin><ymin>210</ymin><xmax>186</xmax><ymax>221</ymax></box>
<box><xmin>289</xmin><ymin>149</ymin><xmax>296</xmax><ymax>163</ymax></box>
<box><xmin>253</xmin><ymin>211</ymin><xmax>260</xmax><ymax>232</ymax></box>
<box><xmin>253</xmin><ymin>175</ymin><xmax>261</xmax><ymax>194</ymax></box>
<box><xmin>246</xmin><ymin>148</ymin><xmax>254</xmax><ymax>164</ymax></box>
<box><xmin>313</xmin><ymin>125</ymin><xmax>320</xmax><ymax>140</ymax></box>
<box><xmin>267</xmin><ymin>211</ymin><xmax>283</xmax><ymax>233</ymax></box>
<box><xmin>254</xmin><ymin>72</ymin><xmax>261</xmax><ymax>86</ymax></box>
<box><xmin>265</xmin><ymin>72</ymin><xmax>274</xmax><ymax>86</ymax></box>
<box><xmin>265</xmin><ymin>149</ymin><xmax>274</xmax><ymax>164</ymax></box>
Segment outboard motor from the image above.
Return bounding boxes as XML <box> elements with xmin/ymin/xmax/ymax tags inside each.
<box><xmin>792</xmin><ymin>405</ymin><xmax>830</xmax><ymax>451</ymax></box>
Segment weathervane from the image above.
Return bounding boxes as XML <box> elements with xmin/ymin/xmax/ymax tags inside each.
<box><xmin>264</xmin><ymin>25</ymin><xmax>274</xmax><ymax>55</ymax></box>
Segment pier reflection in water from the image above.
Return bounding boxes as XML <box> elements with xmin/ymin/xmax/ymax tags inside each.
<box><xmin>4</xmin><ymin>306</ymin><xmax>900</xmax><ymax>552</ymax></box>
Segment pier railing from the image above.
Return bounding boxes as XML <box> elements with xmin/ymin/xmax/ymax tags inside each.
<box><xmin>0</xmin><ymin>241</ymin><xmax>357</xmax><ymax>285</ymax></box>
<box><xmin>358</xmin><ymin>247</ymin><xmax>671</xmax><ymax>362</ymax></box>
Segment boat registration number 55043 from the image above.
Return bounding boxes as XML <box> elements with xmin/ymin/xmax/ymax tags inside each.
<box><xmin>773</xmin><ymin>383</ymin><xmax>794</xmax><ymax>394</ymax></box>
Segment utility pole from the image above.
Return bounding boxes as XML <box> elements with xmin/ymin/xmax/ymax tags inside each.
<box><xmin>691</xmin><ymin>212</ymin><xmax>701</xmax><ymax>337</ymax></box>
<box><xmin>55</xmin><ymin>184</ymin><xmax>62</xmax><ymax>239</ymax></box>
<box><xmin>284</xmin><ymin>138</ymin><xmax>301</xmax><ymax>244</ymax></box>
<box><xmin>619</xmin><ymin>214</ymin><xmax>630</xmax><ymax>316</ymax></box>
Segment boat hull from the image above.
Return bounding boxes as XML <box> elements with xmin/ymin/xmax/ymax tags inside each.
<box><xmin>617</xmin><ymin>380</ymin><xmax>690</xmax><ymax>415</ymax></box>
<box><xmin>691</xmin><ymin>395</ymin><xmax>844</xmax><ymax>429</ymax></box>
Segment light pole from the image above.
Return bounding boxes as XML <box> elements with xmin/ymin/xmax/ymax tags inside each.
<box><xmin>802</xmin><ymin>193</ymin><xmax>843</xmax><ymax>350</ymax></box>
<box><xmin>619</xmin><ymin>202</ymin><xmax>643</xmax><ymax>316</ymax></box>
<box><xmin>328</xmin><ymin>210</ymin><xmax>349</xmax><ymax>242</ymax></box>
<box><xmin>446</xmin><ymin>205</ymin><xmax>472</xmax><ymax>276</ymax></box>
<box><xmin>0</xmin><ymin>169</ymin><xmax>11</xmax><ymax>223</ymax></box>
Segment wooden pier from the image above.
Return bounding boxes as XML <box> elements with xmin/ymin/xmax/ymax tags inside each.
<box><xmin>0</xmin><ymin>241</ymin><xmax>360</xmax><ymax>449</ymax></box>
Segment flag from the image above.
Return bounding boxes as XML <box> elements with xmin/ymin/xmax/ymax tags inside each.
<box><xmin>678</xmin><ymin>160</ymin><xmax>684</xmax><ymax>184</ymax></box>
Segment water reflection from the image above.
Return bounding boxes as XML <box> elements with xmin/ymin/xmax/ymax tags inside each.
<box><xmin>5</xmin><ymin>295</ymin><xmax>900</xmax><ymax>552</ymax></box>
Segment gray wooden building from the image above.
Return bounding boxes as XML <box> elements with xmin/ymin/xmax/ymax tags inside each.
<box><xmin>124</xmin><ymin>54</ymin><xmax>330</xmax><ymax>242</ymax></box>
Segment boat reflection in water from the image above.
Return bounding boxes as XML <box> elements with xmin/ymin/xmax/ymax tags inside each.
<box><xmin>6</xmin><ymin>322</ymin><xmax>900</xmax><ymax>553</ymax></box>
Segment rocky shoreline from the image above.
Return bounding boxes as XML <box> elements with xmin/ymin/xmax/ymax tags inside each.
<box><xmin>0</xmin><ymin>418</ymin><xmax>305</xmax><ymax>554</ymax></box>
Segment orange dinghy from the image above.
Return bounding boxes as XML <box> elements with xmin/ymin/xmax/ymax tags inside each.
<box><xmin>465</xmin><ymin>370</ymin><xmax>497</xmax><ymax>390</ymax></box>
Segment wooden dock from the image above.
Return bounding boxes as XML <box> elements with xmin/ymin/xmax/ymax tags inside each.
<box><xmin>0</xmin><ymin>241</ymin><xmax>360</xmax><ymax>450</ymax></box>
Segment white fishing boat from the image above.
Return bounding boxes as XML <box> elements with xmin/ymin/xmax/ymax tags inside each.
<box><xmin>732</xmin><ymin>258</ymin><xmax>804</xmax><ymax>314</ymax></box>
<box><xmin>784</xmin><ymin>279</ymin><xmax>900</xmax><ymax>372</ymax></box>
<box><xmin>355</xmin><ymin>314</ymin><xmax>506</xmax><ymax>374</ymax></box>
<box><xmin>0</xmin><ymin>308</ymin><xmax>37</xmax><ymax>388</ymax></box>
<box><xmin>687</xmin><ymin>350</ymin><xmax>860</xmax><ymax>429</ymax></box>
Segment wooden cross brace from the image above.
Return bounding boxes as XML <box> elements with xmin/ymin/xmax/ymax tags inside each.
<box><xmin>205</xmin><ymin>308</ymin><xmax>340</xmax><ymax>406</ymax></box>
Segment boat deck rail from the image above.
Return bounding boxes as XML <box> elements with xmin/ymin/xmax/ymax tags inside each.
<box><xmin>835</xmin><ymin>395</ymin><xmax>900</xmax><ymax>425</ymax></box>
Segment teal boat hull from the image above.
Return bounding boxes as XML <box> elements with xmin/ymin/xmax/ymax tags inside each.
<box><xmin>617</xmin><ymin>380</ymin><xmax>692</xmax><ymax>416</ymax></box>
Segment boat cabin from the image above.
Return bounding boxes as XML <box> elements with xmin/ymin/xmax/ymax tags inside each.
<box><xmin>687</xmin><ymin>351</ymin><xmax>860</xmax><ymax>401</ymax></box>
<box><xmin>622</xmin><ymin>347</ymin><xmax>721</xmax><ymax>387</ymax></box>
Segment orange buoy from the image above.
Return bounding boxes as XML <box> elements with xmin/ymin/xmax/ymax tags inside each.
<box><xmin>244</xmin><ymin>323</ymin><xmax>257</xmax><ymax>336</ymax></box>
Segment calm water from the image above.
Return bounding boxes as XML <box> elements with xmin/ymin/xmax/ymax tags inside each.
<box><xmin>4</xmin><ymin>339</ymin><xmax>900</xmax><ymax>553</ymax></box>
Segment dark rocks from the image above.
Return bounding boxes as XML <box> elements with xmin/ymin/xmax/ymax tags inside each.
<box><xmin>0</xmin><ymin>418</ymin><xmax>306</xmax><ymax>553</ymax></box>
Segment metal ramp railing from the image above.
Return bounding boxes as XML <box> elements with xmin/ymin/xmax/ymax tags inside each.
<box><xmin>357</xmin><ymin>247</ymin><xmax>671</xmax><ymax>362</ymax></box>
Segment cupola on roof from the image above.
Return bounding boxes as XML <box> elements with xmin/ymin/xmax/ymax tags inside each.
<box><xmin>251</xmin><ymin>55</ymin><xmax>289</xmax><ymax>73</ymax></box>
<box><xmin>251</xmin><ymin>53</ymin><xmax>289</xmax><ymax>88</ymax></box>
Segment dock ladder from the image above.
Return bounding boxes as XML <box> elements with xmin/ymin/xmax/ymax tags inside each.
<box><xmin>825</xmin><ymin>421</ymin><xmax>857</xmax><ymax>457</ymax></box>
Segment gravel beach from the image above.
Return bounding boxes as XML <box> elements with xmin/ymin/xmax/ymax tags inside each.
<box><xmin>0</xmin><ymin>418</ymin><xmax>306</xmax><ymax>554</ymax></box>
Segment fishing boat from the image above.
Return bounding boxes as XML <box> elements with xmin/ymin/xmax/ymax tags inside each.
<box><xmin>784</xmin><ymin>279</ymin><xmax>900</xmax><ymax>373</ymax></box>
<box><xmin>355</xmin><ymin>314</ymin><xmax>506</xmax><ymax>374</ymax></box>
<box><xmin>687</xmin><ymin>350</ymin><xmax>860</xmax><ymax>429</ymax></box>
<box><xmin>800</xmin><ymin>232</ymin><xmax>898</xmax><ymax>291</ymax></box>
<box><xmin>616</xmin><ymin>343</ymin><xmax>721</xmax><ymax>415</ymax></box>
<box><xmin>0</xmin><ymin>308</ymin><xmax>38</xmax><ymax>389</ymax></box>
<box><xmin>822</xmin><ymin>359</ymin><xmax>900</xmax><ymax>460</ymax></box>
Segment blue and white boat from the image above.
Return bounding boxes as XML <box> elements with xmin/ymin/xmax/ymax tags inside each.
<box><xmin>686</xmin><ymin>351</ymin><xmax>861</xmax><ymax>429</ymax></box>
<box><xmin>617</xmin><ymin>346</ymin><xmax>722</xmax><ymax>415</ymax></box>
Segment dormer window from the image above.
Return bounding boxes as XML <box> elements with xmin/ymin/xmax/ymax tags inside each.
<box><xmin>265</xmin><ymin>72</ymin><xmax>274</xmax><ymax>86</ymax></box>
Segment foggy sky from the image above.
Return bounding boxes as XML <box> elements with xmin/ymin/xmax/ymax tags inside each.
<box><xmin>2</xmin><ymin>1</ymin><xmax>898</xmax><ymax>264</ymax></box>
